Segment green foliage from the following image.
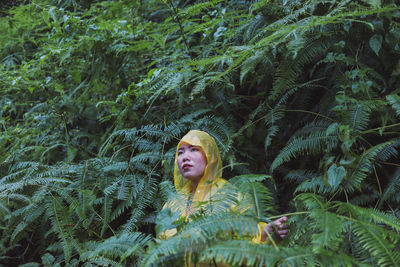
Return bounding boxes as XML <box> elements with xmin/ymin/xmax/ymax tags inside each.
<box><xmin>0</xmin><ymin>0</ymin><xmax>400</xmax><ymax>265</ymax></box>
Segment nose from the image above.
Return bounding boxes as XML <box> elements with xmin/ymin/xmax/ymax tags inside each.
<box><xmin>180</xmin><ymin>151</ymin><xmax>190</xmax><ymax>162</ymax></box>
<box><xmin>182</xmin><ymin>154</ymin><xmax>189</xmax><ymax>162</ymax></box>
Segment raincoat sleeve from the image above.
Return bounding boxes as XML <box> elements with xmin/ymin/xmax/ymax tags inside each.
<box><xmin>252</xmin><ymin>222</ymin><xmax>268</xmax><ymax>244</ymax></box>
<box><xmin>156</xmin><ymin>201</ymin><xmax>181</xmax><ymax>240</ymax></box>
<box><xmin>232</xmin><ymin>191</ymin><xmax>269</xmax><ymax>244</ymax></box>
<box><xmin>159</xmin><ymin>228</ymin><xmax>178</xmax><ymax>240</ymax></box>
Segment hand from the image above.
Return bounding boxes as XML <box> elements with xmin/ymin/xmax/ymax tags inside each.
<box><xmin>261</xmin><ymin>216</ymin><xmax>289</xmax><ymax>243</ymax></box>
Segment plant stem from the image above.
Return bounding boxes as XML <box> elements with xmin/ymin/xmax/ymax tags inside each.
<box><xmin>361</xmin><ymin>122</ymin><xmax>400</xmax><ymax>134</ymax></box>
<box><xmin>166</xmin><ymin>0</ymin><xmax>191</xmax><ymax>55</ymax></box>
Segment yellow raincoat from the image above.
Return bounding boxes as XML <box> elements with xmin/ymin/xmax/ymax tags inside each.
<box><xmin>158</xmin><ymin>130</ymin><xmax>267</xmax><ymax>241</ymax></box>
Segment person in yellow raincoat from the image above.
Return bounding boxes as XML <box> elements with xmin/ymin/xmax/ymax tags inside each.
<box><xmin>156</xmin><ymin>130</ymin><xmax>288</xmax><ymax>265</ymax></box>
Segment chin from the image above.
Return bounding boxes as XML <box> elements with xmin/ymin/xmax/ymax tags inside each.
<box><xmin>183</xmin><ymin>175</ymin><xmax>201</xmax><ymax>182</ymax></box>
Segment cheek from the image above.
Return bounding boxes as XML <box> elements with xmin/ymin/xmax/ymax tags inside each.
<box><xmin>177</xmin><ymin>157</ymin><xmax>183</xmax><ymax>168</ymax></box>
<box><xmin>198</xmin><ymin>155</ymin><xmax>207</xmax><ymax>170</ymax></box>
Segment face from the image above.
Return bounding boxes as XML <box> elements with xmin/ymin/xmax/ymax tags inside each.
<box><xmin>177</xmin><ymin>143</ymin><xmax>207</xmax><ymax>183</ymax></box>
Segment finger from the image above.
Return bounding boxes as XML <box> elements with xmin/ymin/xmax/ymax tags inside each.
<box><xmin>278</xmin><ymin>217</ymin><xmax>289</xmax><ymax>226</ymax></box>
<box><xmin>277</xmin><ymin>230</ymin><xmax>288</xmax><ymax>235</ymax></box>
<box><xmin>264</xmin><ymin>224</ymin><xmax>274</xmax><ymax>234</ymax></box>
<box><xmin>274</xmin><ymin>217</ymin><xmax>286</xmax><ymax>225</ymax></box>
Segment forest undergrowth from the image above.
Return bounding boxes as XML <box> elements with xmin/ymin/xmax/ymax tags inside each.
<box><xmin>0</xmin><ymin>0</ymin><xmax>399</xmax><ymax>266</ymax></box>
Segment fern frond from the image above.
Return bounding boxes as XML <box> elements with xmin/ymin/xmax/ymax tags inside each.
<box><xmin>201</xmin><ymin>240</ymin><xmax>283</xmax><ymax>267</ymax></box>
<box><xmin>310</xmin><ymin>209</ymin><xmax>344</xmax><ymax>252</ymax></box>
<box><xmin>122</xmin><ymin>176</ymin><xmax>158</xmax><ymax>233</ymax></box>
<box><xmin>82</xmin><ymin>256</ymin><xmax>123</xmax><ymax>267</ymax></box>
<box><xmin>146</xmin><ymin>71</ymin><xmax>184</xmax><ymax>106</ymax></box>
<box><xmin>158</xmin><ymin>180</ymin><xmax>177</xmax><ymax>204</ymax></box>
<box><xmin>0</xmin><ymin>193</ymin><xmax>31</xmax><ymax>204</ymax></box>
<box><xmin>203</xmin><ymin>240</ymin><xmax>359</xmax><ymax>267</ymax></box>
<box><xmin>10</xmin><ymin>203</ymin><xmax>46</xmax><ymax>243</ymax></box>
<box><xmin>142</xmin><ymin>213</ymin><xmax>259</xmax><ymax>266</ymax></box>
<box><xmin>381</xmin><ymin>167</ymin><xmax>400</xmax><ymax>203</ymax></box>
<box><xmin>45</xmin><ymin>198</ymin><xmax>74</xmax><ymax>264</ymax></box>
<box><xmin>352</xmin><ymin>222</ymin><xmax>400</xmax><ymax>267</ymax></box>
<box><xmin>294</xmin><ymin>193</ymin><xmax>327</xmax><ymax>210</ymax></box>
<box><xmin>230</xmin><ymin>174</ymin><xmax>274</xmax><ymax>217</ymax></box>
<box><xmin>129</xmin><ymin>151</ymin><xmax>162</xmax><ymax>165</ymax></box>
<box><xmin>81</xmin><ymin>232</ymin><xmax>150</xmax><ymax>265</ymax></box>
<box><xmin>271</xmin><ymin>131</ymin><xmax>338</xmax><ymax>171</ymax></box>
<box><xmin>182</xmin><ymin>0</ymin><xmax>224</xmax><ymax>18</ymax></box>
<box><xmin>240</xmin><ymin>50</ymin><xmax>271</xmax><ymax>85</ymax></box>
<box><xmin>344</xmin><ymin>140</ymin><xmax>400</xmax><ymax>193</ymax></box>
<box><xmin>0</xmin><ymin>177</ymin><xmax>72</xmax><ymax>194</ymax></box>
<box><xmin>269</xmin><ymin>37</ymin><xmax>330</xmax><ymax>102</ymax></box>
<box><xmin>348</xmin><ymin>103</ymin><xmax>371</xmax><ymax>132</ymax></box>
<box><xmin>189</xmin><ymin>73</ymin><xmax>210</xmax><ymax>99</ymax></box>
<box><xmin>386</xmin><ymin>94</ymin><xmax>400</xmax><ymax>118</ymax></box>
<box><xmin>101</xmin><ymin>195</ymin><xmax>113</xmax><ymax>237</ymax></box>
<box><xmin>338</xmin><ymin>202</ymin><xmax>400</xmax><ymax>233</ymax></box>
<box><xmin>103</xmin><ymin>161</ymin><xmax>129</xmax><ymax>173</ymax></box>
<box><xmin>265</xmin><ymin>125</ymin><xmax>279</xmax><ymax>157</ymax></box>
<box><xmin>286</xmin><ymin>170</ymin><xmax>320</xmax><ymax>183</ymax></box>
<box><xmin>174</xmin><ymin>109</ymin><xmax>211</xmax><ymax>125</ymax></box>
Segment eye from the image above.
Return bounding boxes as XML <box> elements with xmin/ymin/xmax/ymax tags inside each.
<box><xmin>177</xmin><ymin>150</ymin><xmax>183</xmax><ymax>155</ymax></box>
<box><xmin>191</xmin><ymin>147</ymin><xmax>199</xmax><ymax>152</ymax></box>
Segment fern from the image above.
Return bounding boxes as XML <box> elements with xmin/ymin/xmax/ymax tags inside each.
<box><xmin>142</xmin><ymin>213</ymin><xmax>259</xmax><ymax>266</ymax></box>
<box><xmin>10</xmin><ymin>203</ymin><xmax>47</xmax><ymax>244</ymax></box>
<box><xmin>293</xmin><ymin>193</ymin><xmax>400</xmax><ymax>266</ymax></box>
<box><xmin>201</xmin><ymin>240</ymin><xmax>284</xmax><ymax>267</ymax></box>
<box><xmin>45</xmin><ymin>197</ymin><xmax>74</xmax><ymax>264</ymax></box>
<box><xmin>387</xmin><ymin>94</ymin><xmax>400</xmax><ymax>118</ymax></box>
<box><xmin>380</xmin><ymin>167</ymin><xmax>400</xmax><ymax>204</ymax></box>
<box><xmin>1</xmin><ymin>0</ymin><xmax>400</xmax><ymax>265</ymax></box>
<box><xmin>310</xmin><ymin>209</ymin><xmax>343</xmax><ymax>252</ymax></box>
<box><xmin>230</xmin><ymin>174</ymin><xmax>275</xmax><ymax>218</ymax></box>
<box><xmin>270</xmin><ymin>37</ymin><xmax>331</xmax><ymax>102</ymax></box>
<box><xmin>348</xmin><ymin>103</ymin><xmax>372</xmax><ymax>132</ymax></box>
<box><xmin>122</xmin><ymin>176</ymin><xmax>158</xmax><ymax>233</ymax></box>
<box><xmin>352</xmin><ymin>222</ymin><xmax>400</xmax><ymax>267</ymax></box>
<box><xmin>271</xmin><ymin>129</ymin><xmax>338</xmax><ymax>171</ymax></box>
<box><xmin>202</xmin><ymin>240</ymin><xmax>360</xmax><ymax>267</ymax></box>
<box><xmin>343</xmin><ymin>140</ymin><xmax>400</xmax><ymax>194</ymax></box>
<box><xmin>80</xmin><ymin>232</ymin><xmax>151</xmax><ymax>265</ymax></box>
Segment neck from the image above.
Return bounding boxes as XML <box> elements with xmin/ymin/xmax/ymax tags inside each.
<box><xmin>191</xmin><ymin>182</ymin><xmax>198</xmax><ymax>194</ymax></box>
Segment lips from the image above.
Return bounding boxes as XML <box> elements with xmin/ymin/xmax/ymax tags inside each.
<box><xmin>182</xmin><ymin>163</ymin><xmax>192</xmax><ymax>170</ymax></box>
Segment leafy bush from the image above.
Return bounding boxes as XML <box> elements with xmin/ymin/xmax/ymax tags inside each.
<box><xmin>0</xmin><ymin>0</ymin><xmax>399</xmax><ymax>266</ymax></box>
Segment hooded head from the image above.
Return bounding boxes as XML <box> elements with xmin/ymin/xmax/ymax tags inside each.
<box><xmin>174</xmin><ymin>130</ymin><xmax>223</xmax><ymax>202</ymax></box>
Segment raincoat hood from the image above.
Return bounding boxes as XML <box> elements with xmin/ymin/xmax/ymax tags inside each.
<box><xmin>160</xmin><ymin>130</ymin><xmax>266</xmax><ymax>244</ymax></box>
<box><xmin>174</xmin><ymin>130</ymin><xmax>223</xmax><ymax>203</ymax></box>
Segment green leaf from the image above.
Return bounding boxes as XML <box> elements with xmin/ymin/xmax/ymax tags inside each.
<box><xmin>41</xmin><ymin>253</ymin><xmax>55</xmax><ymax>266</ymax></box>
<box><xmin>362</xmin><ymin>0</ymin><xmax>381</xmax><ymax>8</ymax></box>
<box><xmin>326</xmin><ymin>123</ymin><xmax>339</xmax><ymax>136</ymax></box>
<box><xmin>386</xmin><ymin>94</ymin><xmax>400</xmax><ymax>117</ymax></box>
<box><xmin>19</xmin><ymin>263</ymin><xmax>40</xmax><ymax>267</ymax></box>
<box><xmin>369</xmin><ymin>34</ymin><xmax>382</xmax><ymax>56</ymax></box>
<box><xmin>70</xmin><ymin>71</ymin><xmax>81</xmax><ymax>83</ymax></box>
<box><xmin>327</xmin><ymin>164</ymin><xmax>346</xmax><ymax>187</ymax></box>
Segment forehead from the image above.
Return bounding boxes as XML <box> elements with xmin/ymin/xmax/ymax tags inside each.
<box><xmin>178</xmin><ymin>143</ymin><xmax>195</xmax><ymax>150</ymax></box>
<box><xmin>178</xmin><ymin>143</ymin><xmax>206</xmax><ymax>154</ymax></box>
